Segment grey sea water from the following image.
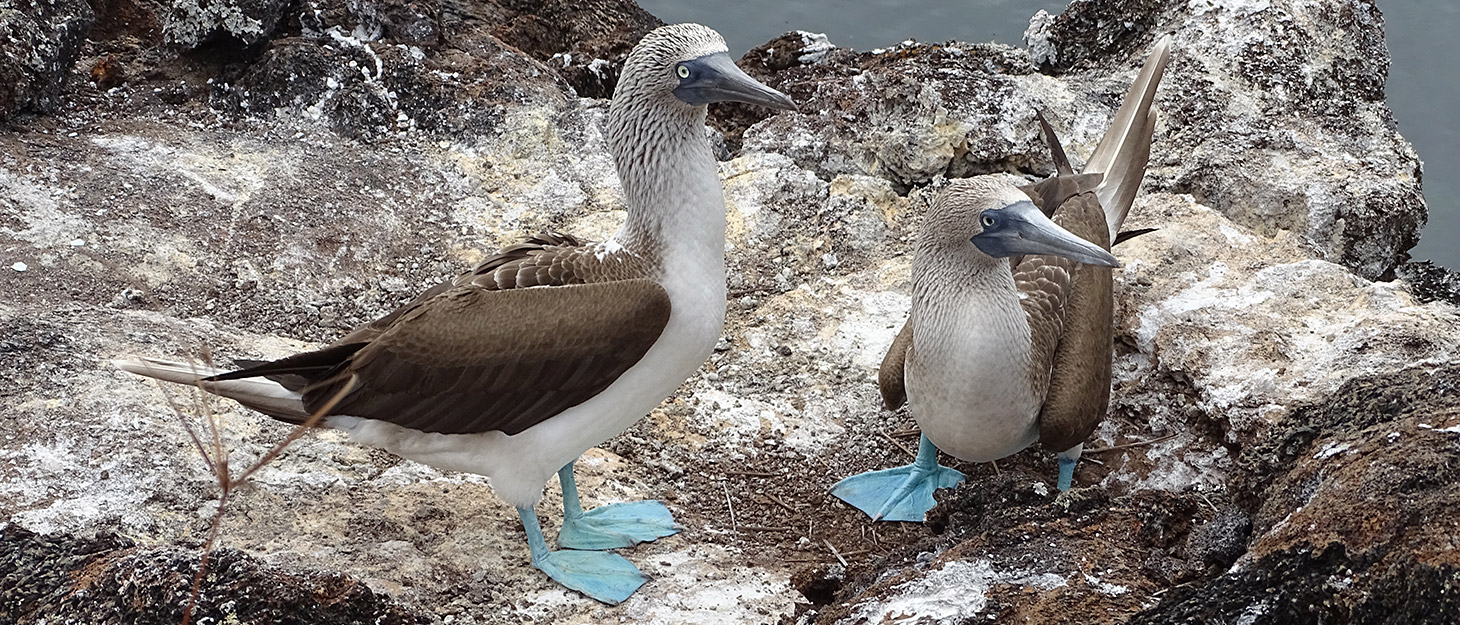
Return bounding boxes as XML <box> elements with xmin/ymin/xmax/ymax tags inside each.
<box><xmin>639</xmin><ymin>0</ymin><xmax>1459</xmax><ymax>271</ymax></box>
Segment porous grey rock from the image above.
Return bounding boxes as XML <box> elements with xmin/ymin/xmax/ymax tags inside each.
<box><xmin>2</xmin><ymin>0</ymin><xmax>1457</xmax><ymax>623</ymax></box>
<box><xmin>734</xmin><ymin>0</ymin><xmax>1424</xmax><ymax>280</ymax></box>
<box><xmin>164</xmin><ymin>0</ymin><xmax>291</xmax><ymax>49</ymax></box>
<box><xmin>1027</xmin><ymin>0</ymin><xmax>1424</xmax><ymax>280</ymax></box>
<box><xmin>0</xmin><ymin>0</ymin><xmax>95</xmax><ymax>121</ymax></box>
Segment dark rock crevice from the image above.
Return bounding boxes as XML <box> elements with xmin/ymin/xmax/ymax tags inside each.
<box><xmin>0</xmin><ymin>525</ymin><xmax>429</xmax><ymax>625</ymax></box>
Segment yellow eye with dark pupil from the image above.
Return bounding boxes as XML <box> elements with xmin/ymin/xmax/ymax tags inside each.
<box><xmin>676</xmin><ymin>65</ymin><xmax>690</xmax><ymax>79</ymax></box>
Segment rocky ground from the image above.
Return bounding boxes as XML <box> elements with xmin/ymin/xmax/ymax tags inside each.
<box><xmin>2</xmin><ymin>0</ymin><xmax>1458</xmax><ymax>624</ymax></box>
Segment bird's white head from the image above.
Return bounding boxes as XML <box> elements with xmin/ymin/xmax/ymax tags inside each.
<box><xmin>924</xmin><ymin>177</ymin><xmax>1119</xmax><ymax>268</ymax></box>
<box><xmin>613</xmin><ymin>23</ymin><xmax>797</xmax><ymax>116</ymax></box>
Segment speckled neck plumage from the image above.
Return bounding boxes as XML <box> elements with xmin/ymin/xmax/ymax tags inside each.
<box><xmin>605</xmin><ymin>94</ymin><xmax>722</xmax><ymax>275</ymax></box>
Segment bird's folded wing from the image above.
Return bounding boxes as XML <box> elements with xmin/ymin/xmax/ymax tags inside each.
<box><xmin>1013</xmin><ymin>253</ymin><xmax>1076</xmax><ymax>398</ymax></box>
<box><xmin>877</xmin><ymin>318</ymin><xmax>914</xmax><ymax>410</ymax></box>
<box><xmin>327</xmin><ymin>232</ymin><xmax>588</xmax><ymax>348</ymax></box>
<box><xmin>1018</xmin><ymin>194</ymin><xmax>1115</xmax><ymax>450</ymax></box>
<box><xmin>302</xmin><ymin>278</ymin><xmax>672</xmax><ymax>435</ymax></box>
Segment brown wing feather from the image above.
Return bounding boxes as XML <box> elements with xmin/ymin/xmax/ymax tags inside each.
<box><xmin>1013</xmin><ymin>253</ymin><xmax>1076</xmax><ymax>399</ymax></box>
<box><xmin>212</xmin><ymin>232</ymin><xmax>670</xmax><ymax>435</ymax></box>
<box><xmin>327</xmin><ymin>232</ymin><xmax>589</xmax><ymax>348</ymax></box>
<box><xmin>1018</xmin><ymin>173</ymin><xmax>1103</xmax><ymax>218</ymax></box>
<box><xmin>878</xmin><ymin>318</ymin><xmax>914</xmax><ymax>410</ymax></box>
<box><xmin>303</xmin><ymin>278</ymin><xmax>671</xmax><ymax>435</ymax></box>
<box><xmin>1020</xmin><ymin>193</ymin><xmax>1114</xmax><ymax>452</ymax></box>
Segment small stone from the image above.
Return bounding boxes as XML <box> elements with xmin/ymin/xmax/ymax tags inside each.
<box><xmin>12</xmin><ymin>262</ymin><xmax>27</xmax><ymax>272</ymax></box>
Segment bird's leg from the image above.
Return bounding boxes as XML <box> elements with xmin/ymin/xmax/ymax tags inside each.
<box><xmin>1056</xmin><ymin>443</ymin><xmax>1083</xmax><ymax>491</ymax></box>
<box><xmin>516</xmin><ymin>505</ymin><xmax>649</xmax><ymax>605</ymax></box>
<box><xmin>556</xmin><ymin>460</ymin><xmax>681</xmax><ymax>550</ymax></box>
<box><xmin>830</xmin><ymin>434</ymin><xmax>965</xmax><ymax>522</ymax></box>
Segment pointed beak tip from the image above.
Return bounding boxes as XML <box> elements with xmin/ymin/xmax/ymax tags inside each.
<box><xmin>756</xmin><ymin>88</ymin><xmax>797</xmax><ymax>112</ymax></box>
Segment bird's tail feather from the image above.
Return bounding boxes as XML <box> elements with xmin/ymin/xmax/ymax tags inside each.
<box><xmin>1084</xmin><ymin>35</ymin><xmax>1172</xmax><ymax>240</ymax></box>
<box><xmin>114</xmin><ymin>356</ymin><xmax>311</xmax><ymax>422</ymax></box>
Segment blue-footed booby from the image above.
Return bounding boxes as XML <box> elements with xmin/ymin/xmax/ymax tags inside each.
<box><xmin>832</xmin><ymin>37</ymin><xmax>1171</xmax><ymax>522</ymax></box>
<box><xmin>116</xmin><ymin>23</ymin><xmax>795</xmax><ymax>604</ymax></box>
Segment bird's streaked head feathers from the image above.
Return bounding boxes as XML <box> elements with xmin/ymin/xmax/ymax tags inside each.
<box><xmin>927</xmin><ymin>176</ymin><xmax>1119</xmax><ymax>268</ymax></box>
<box><xmin>616</xmin><ymin>23</ymin><xmax>795</xmax><ymax>111</ymax></box>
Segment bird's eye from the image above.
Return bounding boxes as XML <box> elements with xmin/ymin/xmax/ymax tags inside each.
<box><xmin>676</xmin><ymin>65</ymin><xmax>691</xmax><ymax>79</ymax></box>
<box><xmin>981</xmin><ymin>214</ymin><xmax>996</xmax><ymax>228</ymax></box>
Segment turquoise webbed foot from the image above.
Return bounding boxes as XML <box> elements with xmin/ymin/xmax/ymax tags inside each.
<box><xmin>555</xmin><ymin>461</ymin><xmax>680</xmax><ymax>550</ymax></box>
<box><xmin>533</xmin><ymin>548</ymin><xmax>649</xmax><ymax>604</ymax></box>
<box><xmin>518</xmin><ymin>506</ymin><xmax>648</xmax><ymax>605</ymax></box>
<box><xmin>559</xmin><ymin>500</ymin><xmax>681</xmax><ymax>550</ymax></box>
<box><xmin>831</xmin><ymin>434</ymin><xmax>964</xmax><ymax>522</ymax></box>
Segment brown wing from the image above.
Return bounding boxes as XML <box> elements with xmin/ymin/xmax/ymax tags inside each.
<box><xmin>211</xmin><ymin>232</ymin><xmax>672</xmax><ymax>435</ymax></box>
<box><xmin>329</xmin><ymin>232</ymin><xmax>588</xmax><ymax>348</ymax></box>
<box><xmin>1018</xmin><ymin>193</ymin><xmax>1114</xmax><ymax>452</ymax></box>
<box><xmin>300</xmin><ymin>278</ymin><xmax>671</xmax><ymax>435</ymax></box>
<box><xmin>1018</xmin><ymin>173</ymin><xmax>1102</xmax><ymax>219</ymax></box>
<box><xmin>877</xmin><ymin>317</ymin><xmax>914</xmax><ymax>410</ymax></box>
<box><xmin>222</xmin><ymin>233</ymin><xmax>592</xmax><ymax>392</ymax></box>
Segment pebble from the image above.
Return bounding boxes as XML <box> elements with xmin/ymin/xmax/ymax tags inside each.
<box><xmin>11</xmin><ymin>262</ymin><xmax>26</xmax><ymax>272</ymax></box>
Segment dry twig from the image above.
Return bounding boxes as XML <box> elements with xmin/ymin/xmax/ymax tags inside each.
<box><xmin>881</xmin><ymin>430</ymin><xmax>916</xmax><ymax>458</ymax></box>
<box><xmin>823</xmin><ymin>539</ymin><xmax>849</xmax><ymax>567</ymax></box>
<box><xmin>158</xmin><ymin>356</ymin><xmax>355</xmax><ymax>625</ymax></box>
<box><xmin>723</xmin><ymin>482</ymin><xmax>737</xmax><ymax>533</ymax></box>
<box><xmin>1084</xmin><ymin>433</ymin><xmax>1179</xmax><ymax>454</ymax></box>
<box><xmin>762</xmin><ymin>492</ymin><xmax>797</xmax><ymax>512</ymax></box>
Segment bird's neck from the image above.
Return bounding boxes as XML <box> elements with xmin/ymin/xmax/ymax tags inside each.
<box><xmin>911</xmin><ymin>242</ymin><xmax>1013</xmax><ymax>302</ymax></box>
<box><xmin>909</xmin><ymin>243</ymin><xmax>1030</xmax><ymax>363</ymax></box>
<box><xmin>606</xmin><ymin>96</ymin><xmax>726</xmax><ymax>278</ymax></box>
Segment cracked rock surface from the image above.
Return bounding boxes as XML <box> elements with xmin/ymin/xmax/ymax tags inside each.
<box><xmin>2</xmin><ymin>1</ymin><xmax>1457</xmax><ymax>624</ymax></box>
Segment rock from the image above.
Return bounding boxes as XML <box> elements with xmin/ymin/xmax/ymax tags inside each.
<box><xmin>480</xmin><ymin>0</ymin><xmax>664</xmax><ymax>99</ymax></box>
<box><xmin>1028</xmin><ymin>0</ymin><xmax>1424</xmax><ymax>280</ymax></box>
<box><xmin>1136</xmin><ymin>365</ymin><xmax>1460</xmax><ymax>624</ymax></box>
<box><xmin>0</xmin><ymin>0</ymin><xmax>95</xmax><ymax>121</ymax></box>
<box><xmin>1397</xmin><ymin>260</ymin><xmax>1460</xmax><ymax>307</ymax></box>
<box><xmin>2</xmin><ymin>0</ymin><xmax>1457</xmax><ymax>623</ymax></box>
<box><xmin>0</xmin><ymin>525</ymin><xmax>427</xmax><ymax>624</ymax></box>
<box><xmin>163</xmin><ymin>0</ymin><xmax>291</xmax><ymax>49</ymax></box>
<box><xmin>88</xmin><ymin>0</ymin><xmax>164</xmax><ymax>44</ymax></box>
<box><xmin>217</xmin><ymin>27</ymin><xmax>569</xmax><ymax>139</ymax></box>
<box><xmin>1112</xmin><ymin>193</ymin><xmax>1459</xmax><ymax>450</ymax></box>
<box><xmin>807</xmin><ymin>478</ymin><xmax>1217</xmax><ymax>624</ymax></box>
<box><xmin>734</xmin><ymin>36</ymin><xmax>1045</xmax><ymax>190</ymax></box>
<box><xmin>735</xmin><ymin>0</ymin><xmax>1424</xmax><ymax>279</ymax></box>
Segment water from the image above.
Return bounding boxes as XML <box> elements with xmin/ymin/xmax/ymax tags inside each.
<box><xmin>640</xmin><ymin>0</ymin><xmax>1459</xmax><ymax>270</ymax></box>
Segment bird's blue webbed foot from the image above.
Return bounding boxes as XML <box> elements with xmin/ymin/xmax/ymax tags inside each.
<box><xmin>831</xmin><ymin>434</ymin><xmax>964</xmax><ymax>522</ymax></box>
<box><xmin>518</xmin><ymin>506</ymin><xmax>649</xmax><ymax>605</ymax></box>
<box><xmin>555</xmin><ymin>462</ymin><xmax>681</xmax><ymax>550</ymax></box>
<box><xmin>559</xmin><ymin>500</ymin><xmax>681</xmax><ymax>550</ymax></box>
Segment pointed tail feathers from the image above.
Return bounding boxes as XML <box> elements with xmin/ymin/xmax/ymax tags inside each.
<box><xmin>1084</xmin><ymin>35</ymin><xmax>1172</xmax><ymax>241</ymax></box>
<box><xmin>114</xmin><ymin>356</ymin><xmax>311</xmax><ymax>422</ymax></box>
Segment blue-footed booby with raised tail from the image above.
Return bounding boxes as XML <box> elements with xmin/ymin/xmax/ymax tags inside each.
<box><xmin>832</xmin><ymin>37</ymin><xmax>1171</xmax><ymax>523</ymax></box>
<box><xmin>116</xmin><ymin>23</ymin><xmax>795</xmax><ymax>604</ymax></box>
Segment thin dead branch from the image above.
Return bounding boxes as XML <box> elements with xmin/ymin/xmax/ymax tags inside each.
<box><xmin>157</xmin><ymin>356</ymin><xmax>356</xmax><ymax>625</ymax></box>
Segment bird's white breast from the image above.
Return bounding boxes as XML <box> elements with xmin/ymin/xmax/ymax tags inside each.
<box><xmin>904</xmin><ymin>285</ymin><xmax>1042</xmax><ymax>463</ymax></box>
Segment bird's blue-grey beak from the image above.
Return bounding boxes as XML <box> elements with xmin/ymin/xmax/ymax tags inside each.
<box><xmin>673</xmin><ymin>52</ymin><xmax>797</xmax><ymax>111</ymax></box>
<box><xmin>971</xmin><ymin>200</ymin><xmax>1120</xmax><ymax>267</ymax></box>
